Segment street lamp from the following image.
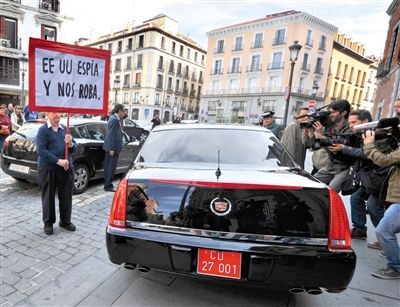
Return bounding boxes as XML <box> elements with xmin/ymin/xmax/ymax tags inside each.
<box><xmin>283</xmin><ymin>40</ymin><xmax>302</xmax><ymax>126</ymax></box>
<box><xmin>113</xmin><ymin>78</ymin><xmax>120</xmax><ymax>104</ymax></box>
<box><xmin>312</xmin><ymin>83</ymin><xmax>319</xmax><ymax>99</ymax></box>
<box><xmin>20</xmin><ymin>53</ymin><xmax>28</xmax><ymax>107</ymax></box>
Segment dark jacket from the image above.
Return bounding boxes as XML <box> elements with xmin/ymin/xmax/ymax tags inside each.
<box><xmin>103</xmin><ymin>114</ymin><xmax>123</xmax><ymax>153</ymax></box>
<box><xmin>36</xmin><ymin>123</ymin><xmax>77</xmax><ymax>169</ymax></box>
<box><xmin>266</xmin><ymin>122</ymin><xmax>282</xmax><ymax>139</ymax></box>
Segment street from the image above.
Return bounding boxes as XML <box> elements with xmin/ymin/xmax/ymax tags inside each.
<box><xmin>0</xmin><ymin>163</ymin><xmax>399</xmax><ymax>306</ymax></box>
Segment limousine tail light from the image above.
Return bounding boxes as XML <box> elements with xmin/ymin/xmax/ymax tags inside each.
<box><xmin>109</xmin><ymin>178</ymin><xmax>128</xmax><ymax>228</ymax></box>
<box><xmin>328</xmin><ymin>188</ymin><xmax>351</xmax><ymax>250</ymax></box>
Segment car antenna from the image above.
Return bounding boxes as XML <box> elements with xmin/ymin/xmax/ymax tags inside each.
<box><xmin>215</xmin><ymin>150</ymin><xmax>221</xmax><ymax>180</ymax></box>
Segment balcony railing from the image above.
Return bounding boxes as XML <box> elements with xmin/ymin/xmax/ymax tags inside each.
<box><xmin>167</xmin><ymin>87</ymin><xmax>173</xmax><ymax>93</ymax></box>
<box><xmin>39</xmin><ymin>0</ymin><xmax>60</xmax><ymax>13</ymax></box>
<box><xmin>251</xmin><ymin>41</ymin><xmax>263</xmax><ymax>49</ymax></box>
<box><xmin>228</xmin><ymin>67</ymin><xmax>241</xmax><ymax>74</ymax></box>
<box><xmin>122</xmin><ymin>83</ymin><xmax>130</xmax><ymax>88</ymax></box>
<box><xmin>300</xmin><ymin>64</ymin><xmax>310</xmax><ymax>72</ymax></box>
<box><xmin>267</xmin><ymin>62</ymin><xmax>284</xmax><ymax>70</ymax></box>
<box><xmin>305</xmin><ymin>38</ymin><xmax>313</xmax><ymax>47</ymax></box>
<box><xmin>246</xmin><ymin>64</ymin><xmax>262</xmax><ymax>72</ymax></box>
<box><xmin>211</xmin><ymin>69</ymin><xmax>223</xmax><ymax>75</ymax></box>
<box><xmin>125</xmin><ymin>65</ymin><xmax>132</xmax><ymax>70</ymax></box>
<box><xmin>232</xmin><ymin>44</ymin><xmax>243</xmax><ymax>52</ymax></box>
<box><xmin>182</xmin><ymin>89</ymin><xmax>189</xmax><ymax>96</ymax></box>
<box><xmin>214</xmin><ymin>47</ymin><xmax>224</xmax><ymax>54</ymax></box>
<box><xmin>190</xmin><ymin>90</ymin><xmax>196</xmax><ymax>97</ymax></box>
<box><xmin>376</xmin><ymin>58</ymin><xmax>389</xmax><ymax>78</ymax></box>
<box><xmin>198</xmin><ymin>76</ymin><xmax>204</xmax><ymax>83</ymax></box>
<box><xmin>126</xmin><ymin>45</ymin><xmax>132</xmax><ymax>51</ymax></box>
<box><xmin>272</xmin><ymin>37</ymin><xmax>286</xmax><ymax>46</ymax></box>
<box><xmin>157</xmin><ymin>64</ymin><xmax>165</xmax><ymax>72</ymax></box>
<box><xmin>314</xmin><ymin>67</ymin><xmax>324</xmax><ymax>75</ymax></box>
<box><xmin>191</xmin><ymin>75</ymin><xmax>197</xmax><ymax>81</ymax></box>
<box><xmin>318</xmin><ymin>43</ymin><xmax>326</xmax><ymax>51</ymax></box>
<box><xmin>133</xmin><ymin>83</ymin><xmax>141</xmax><ymax>88</ymax></box>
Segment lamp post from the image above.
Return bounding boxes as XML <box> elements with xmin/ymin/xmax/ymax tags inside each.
<box><xmin>311</xmin><ymin>83</ymin><xmax>319</xmax><ymax>99</ymax></box>
<box><xmin>20</xmin><ymin>53</ymin><xmax>28</xmax><ymax>107</ymax></box>
<box><xmin>283</xmin><ymin>40</ymin><xmax>302</xmax><ymax>126</ymax></box>
<box><xmin>113</xmin><ymin>78</ymin><xmax>120</xmax><ymax>105</ymax></box>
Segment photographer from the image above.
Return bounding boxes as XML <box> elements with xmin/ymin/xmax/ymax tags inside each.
<box><xmin>310</xmin><ymin>99</ymin><xmax>353</xmax><ymax>192</ymax></box>
<box><xmin>363</xmin><ymin>127</ymin><xmax>400</xmax><ymax>280</ymax></box>
<box><xmin>328</xmin><ymin>110</ymin><xmax>391</xmax><ymax>247</ymax></box>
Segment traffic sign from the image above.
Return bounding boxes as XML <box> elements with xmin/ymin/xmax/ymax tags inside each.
<box><xmin>308</xmin><ymin>99</ymin><xmax>317</xmax><ymax>109</ymax></box>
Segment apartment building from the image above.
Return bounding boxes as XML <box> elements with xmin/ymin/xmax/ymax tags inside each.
<box><xmin>325</xmin><ymin>34</ymin><xmax>375</xmax><ymax>110</ymax></box>
<box><xmin>200</xmin><ymin>10</ymin><xmax>337</xmax><ymax>124</ymax></box>
<box><xmin>373</xmin><ymin>0</ymin><xmax>400</xmax><ymax>119</ymax></box>
<box><xmin>0</xmin><ymin>0</ymin><xmax>70</xmax><ymax>106</ymax></box>
<box><xmin>83</xmin><ymin>14</ymin><xmax>206</xmax><ymax>122</ymax></box>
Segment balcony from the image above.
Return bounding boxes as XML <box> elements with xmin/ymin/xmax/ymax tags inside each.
<box><xmin>122</xmin><ymin>83</ymin><xmax>130</xmax><ymax>88</ymax></box>
<box><xmin>246</xmin><ymin>64</ymin><xmax>262</xmax><ymax>72</ymax></box>
<box><xmin>272</xmin><ymin>37</ymin><xmax>286</xmax><ymax>46</ymax></box>
<box><xmin>157</xmin><ymin>64</ymin><xmax>165</xmax><ymax>72</ymax></box>
<box><xmin>168</xmin><ymin>68</ymin><xmax>175</xmax><ymax>75</ymax></box>
<box><xmin>124</xmin><ymin>65</ymin><xmax>132</xmax><ymax>71</ymax></box>
<box><xmin>300</xmin><ymin>64</ymin><xmax>310</xmax><ymax>72</ymax></box>
<box><xmin>191</xmin><ymin>75</ymin><xmax>197</xmax><ymax>82</ymax></box>
<box><xmin>190</xmin><ymin>90</ymin><xmax>196</xmax><ymax>97</ymax></box>
<box><xmin>314</xmin><ymin>67</ymin><xmax>324</xmax><ymax>75</ymax></box>
<box><xmin>267</xmin><ymin>62</ymin><xmax>284</xmax><ymax>70</ymax></box>
<box><xmin>251</xmin><ymin>41</ymin><xmax>263</xmax><ymax>49</ymax></box>
<box><xmin>39</xmin><ymin>0</ymin><xmax>60</xmax><ymax>13</ymax></box>
<box><xmin>232</xmin><ymin>44</ymin><xmax>243</xmax><ymax>52</ymax></box>
<box><xmin>183</xmin><ymin>72</ymin><xmax>189</xmax><ymax>80</ymax></box>
<box><xmin>126</xmin><ymin>45</ymin><xmax>132</xmax><ymax>51</ymax></box>
<box><xmin>211</xmin><ymin>69</ymin><xmax>223</xmax><ymax>75</ymax></box>
<box><xmin>228</xmin><ymin>67</ymin><xmax>241</xmax><ymax>74</ymax></box>
<box><xmin>376</xmin><ymin>59</ymin><xmax>389</xmax><ymax>78</ymax></box>
<box><xmin>176</xmin><ymin>70</ymin><xmax>182</xmax><ymax>77</ymax></box>
<box><xmin>214</xmin><ymin>47</ymin><xmax>224</xmax><ymax>54</ymax></box>
<box><xmin>198</xmin><ymin>76</ymin><xmax>204</xmax><ymax>83</ymax></box>
<box><xmin>133</xmin><ymin>83</ymin><xmax>141</xmax><ymax>88</ymax></box>
<box><xmin>167</xmin><ymin>87</ymin><xmax>173</xmax><ymax>93</ymax></box>
<box><xmin>156</xmin><ymin>84</ymin><xmax>163</xmax><ymax>90</ymax></box>
<box><xmin>136</xmin><ymin>44</ymin><xmax>144</xmax><ymax>50</ymax></box>
<box><xmin>318</xmin><ymin>43</ymin><xmax>326</xmax><ymax>51</ymax></box>
<box><xmin>182</xmin><ymin>89</ymin><xmax>189</xmax><ymax>96</ymax></box>
<box><xmin>305</xmin><ymin>38</ymin><xmax>313</xmax><ymax>47</ymax></box>
<box><xmin>136</xmin><ymin>64</ymin><xmax>143</xmax><ymax>69</ymax></box>
<box><xmin>114</xmin><ymin>67</ymin><xmax>121</xmax><ymax>72</ymax></box>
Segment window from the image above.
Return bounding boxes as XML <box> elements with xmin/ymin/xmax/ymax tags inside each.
<box><xmin>253</xmin><ymin>33</ymin><xmax>263</xmax><ymax>48</ymax></box>
<box><xmin>123</xmin><ymin>74</ymin><xmax>130</xmax><ymax>87</ymax></box>
<box><xmin>319</xmin><ymin>35</ymin><xmax>326</xmax><ymax>51</ymax></box>
<box><xmin>234</xmin><ymin>36</ymin><xmax>243</xmax><ymax>51</ymax></box>
<box><xmin>201</xmin><ymin>55</ymin><xmax>205</xmax><ymax>65</ymax></box>
<box><xmin>248</xmin><ymin>77</ymin><xmax>259</xmax><ymax>92</ymax></box>
<box><xmin>138</xmin><ymin>35</ymin><xmax>144</xmax><ymax>48</ymax></box>
<box><xmin>156</xmin><ymin>75</ymin><xmax>163</xmax><ymax>89</ymax></box>
<box><xmin>298</xmin><ymin>76</ymin><xmax>305</xmax><ymax>93</ymax></box>
<box><xmin>108</xmin><ymin>43</ymin><xmax>112</xmax><ymax>51</ymax></box>
<box><xmin>158</xmin><ymin>56</ymin><xmax>164</xmax><ymax>70</ymax></box>
<box><xmin>134</xmin><ymin>92</ymin><xmax>140</xmax><ymax>103</ymax></box>
<box><xmin>166</xmin><ymin>96</ymin><xmax>170</xmax><ymax>106</ymax></box>
<box><xmin>177</xmin><ymin>63</ymin><xmax>182</xmax><ymax>75</ymax></box>
<box><xmin>41</xmin><ymin>25</ymin><xmax>56</xmax><ymax>41</ymax></box>
<box><xmin>199</xmin><ymin>71</ymin><xmax>203</xmax><ymax>81</ymax></box>
<box><xmin>176</xmin><ymin>80</ymin><xmax>180</xmax><ymax>91</ymax></box>
<box><xmin>161</xmin><ymin>37</ymin><xmax>165</xmax><ymax>49</ymax></box>
<box><xmin>117</xmin><ymin>41</ymin><xmax>122</xmax><ymax>53</ymax></box>
<box><xmin>262</xmin><ymin>100</ymin><xmax>277</xmax><ymax>112</ymax></box>
<box><xmin>216</xmin><ymin>40</ymin><xmax>224</xmax><ymax>53</ymax></box>
<box><xmin>0</xmin><ymin>17</ymin><xmax>17</xmax><ymax>48</ymax></box>
<box><xmin>343</xmin><ymin>64</ymin><xmax>348</xmax><ymax>81</ymax></box>
<box><xmin>180</xmin><ymin>45</ymin><xmax>184</xmax><ymax>57</ymax></box>
<box><xmin>167</xmin><ymin>77</ymin><xmax>172</xmax><ymax>90</ymax></box>
<box><xmin>155</xmin><ymin>93</ymin><xmax>160</xmax><ymax>104</ymax></box>
<box><xmin>126</xmin><ymin>57</ymin><xmax>132</xmax><ymax>69</ymax></box>
<box><xmin>349</xmin><ymin>67</ymin><xmax>354</xmax><ymax>83</ymax></box>
<box><xmin>136</xmin><ymin>54</ymin><xmax>143</xmax><ymax>68</ymax></box>
<box><xmin>172</xmin><ymin>42</ymin><xmax>176</xmax><ymax>54</ymax></box>
<box><xmin>336</xmin><ymin>61</ymin><xmax>342</xmax><ymax>78</ymax></box>
<box><xmin>388</xmin><ymin>26</ymin><xmax>399</xmax><ymax>69</ymax></box>
<box><xmin>132</xmin><ymin>108</ymin><xmax>139</xmax><ymax>120</ymax></box>
<box><xmin>115</xmin><ymin>59</ymin><xmax>121</xmax><ymax>71</ymax></box>
<box><xmin>214</xmin><ymin>60</ymin><xmax>222</xmax><ymax>74</ymax></box>
<box><xmin>333</xmin><ymin>82</ymin><xmax>338</xmax><ymax>98</ymax></box>
<box><xmin>231</xmin><ymin>58</ymin><xmax>240</xmax><ymax>73</ymax></box>
<box><xmin>184</xmin><ymin>65</ymin><xmax>189</xmax><ymax>77</ymax></box>
<box><xmin>135</xmin><ymin>73</ymin><xmax>141</xmax><ymax>86</ymax></box>
<box><xmin>274</xmin><ymin>29</ymin><xmax>286</xmax><ymax>45</ymax></box>
<box><xmin>250</xmin><ymin>55</ymin><xmax>261</xmax><ymax>71</ymax></box>
<box><xmin>127</xmin><ymin>38</ymin><xmax>133</xmax><ymax>50</ymax></box>
<box><xmin>169</xmin><ymin>60</ymin><xmax>174</xmax><ymax>73</ymax></box>
<box><xmin>302</xmin><ymin>53</ymin><xmax>309</xmax><ymax>70</ymax></box>
<box><xmin>315</xmin><ymin>58</ymin><xmax>323</xmax><ymax>74</ymax></box>
<box><xmin>187</xmin><ymin>48</ymin><xmax>191</xmax><ymax>59</ymax></box>
<box><xmin>229</xmin><ymin>79</ymin><xmax>239</xmax><ymax>90</ymax></box>
<box><xmin>124</xmin><ymin>93</ymin><xmax>129</xmax><ymax>103</ymax></box>
<box><xmin>174</xmin><ymin>97</ymin><xmax>178</xmax><ymax>106</ymax></box>
<box><xmin>0</xmin><ymin>56</ymin><xmax>19</xmax><ymax>85</ymax></box>
<box><xmin>271</xmin><ymin>52</ymin><xmax>282</xmax><ymax>69</ymax></box>
<box><xmin>306</xmin><ymin>30</ymin><xmax>313</xmax><ymax>46</ymax></box>
<box><xmin>194</xmin><ymin>52</ymin><xmax>198</xmax><ymax>62</ymax></box>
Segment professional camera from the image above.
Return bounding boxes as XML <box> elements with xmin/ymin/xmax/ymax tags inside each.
<box><xmin>313</xmin><ymin>132</ymin><xmax>360</xmax><ymax>149</ymax></box>
<box><xmin>353</xmin><ymin>115</ymin><xmax>400</xmax><ymax>141</ymax></box>
<box><xmin>296</xmin><ymin>105</ymin><xmax>332</xmax><ymax>129</ymax></box>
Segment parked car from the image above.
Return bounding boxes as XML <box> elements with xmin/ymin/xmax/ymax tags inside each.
<box><xmin>1</xmin><ymin>118</ymin><xmax>140</xmax><ymax>194</ymax></box>
<box><xmin>123</xmin><ymin>118</ymin><xmax>150</xmax><ymax>144</ymax></box>
<box><xmin>106</xmin><ymin>124</ymin><xmax>356</xmax><ymax>293</ymax></box>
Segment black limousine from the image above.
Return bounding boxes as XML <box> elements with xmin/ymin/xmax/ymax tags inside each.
<box><xmin>106</xmin><ymin>124</ymin><xmax>356</xmax><ymax>293</ymax></box>
<box><xmin>1</xmin><ymin>118</ymin><xmax>140</xmax><ymax>194</ymax></box>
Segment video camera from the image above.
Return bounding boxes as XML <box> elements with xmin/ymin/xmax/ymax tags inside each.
<box><xmin>296</xmin><ymin>105</ymin><xmax>332</xmax><ymax>129</ymax></box>
<box><xmin>353</xmin><ymin>115</ymin><xmax>400</xmax><ymax>141</ymax></box>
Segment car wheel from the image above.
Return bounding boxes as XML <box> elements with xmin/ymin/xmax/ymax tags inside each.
<box><xmin>139</xmin><ymin>132</ymin><xmax>148</xmax><ymax>144</ymax></box>
<box><xmin>73</xmin><ymin>164</ymin><xmax>89</xmax><ymax>194</ymax></box>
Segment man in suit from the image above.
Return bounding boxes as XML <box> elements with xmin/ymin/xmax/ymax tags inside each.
<box><xmin>103</xmin><ymin>104</ymin><xmax>125</xmax><ymax>192</ymax></box>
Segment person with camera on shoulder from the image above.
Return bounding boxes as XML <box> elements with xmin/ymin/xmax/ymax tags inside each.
<box><xmin>362</xmin><ymin>123</ymin><xmax>400</xmax><ymax>280</ymax></box>
<box><xmin>308</xmin><ymin>99</ymin><xmax>353</xmax><ymax>192</ymax></box>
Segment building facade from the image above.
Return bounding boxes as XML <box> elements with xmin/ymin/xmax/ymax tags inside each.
<box><xmin>325</xmin><ymin>34</ymin><xmax>375</xmax><ymax>110</ymax></box>
<box><xmin>373</xmin><ymin>0</ymin><xmax>400</xmax><ymax>119</ymax></box>
<box><xmin>0</xmin><ymin>0</ymin><xmax>70</xmax><ymax>106</ymax></box>
<box><xmin>83</xmin><ymin>15</ymin><xmax>206</xmax><ymax>122</ymax></box>
<box><xmin>200</xmin><ymin>10</ymin><xmax>337</xmax><ymax>125</ymax></box>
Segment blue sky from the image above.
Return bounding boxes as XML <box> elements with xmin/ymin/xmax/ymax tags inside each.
<box><xmin>62</xmin><ymin>0</ymin><xmax>390</xmax><ymax>56</ymax></box>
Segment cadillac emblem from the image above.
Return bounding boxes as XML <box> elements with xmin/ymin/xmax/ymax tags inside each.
<box><xmin>210</xmin><ymin>197</ymin><xmax>232</xmax><ymax>216</ymax></box>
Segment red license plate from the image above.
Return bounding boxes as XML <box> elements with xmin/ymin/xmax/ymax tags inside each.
<box><xmin>197</xmin><ymin>248</ymin><xmax>241</xmax><ymax>279</ymax></box>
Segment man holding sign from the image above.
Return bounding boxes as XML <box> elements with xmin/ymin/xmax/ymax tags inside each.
<box><xmin>36</xmin><ymin>112</ymin><xmax>77</xmax><ymax>235</ymax></box>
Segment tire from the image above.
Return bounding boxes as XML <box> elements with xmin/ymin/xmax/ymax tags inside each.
<box><xmin>73</xmin><ymin>163</ymin><xmax>90</xmax><ymax>194</ymax></box>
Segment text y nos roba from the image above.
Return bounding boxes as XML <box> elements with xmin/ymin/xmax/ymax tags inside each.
<box><xmin>42</xmin><ymin>58</ymin><xmax>99</xmax><ymax>76</ymax></box>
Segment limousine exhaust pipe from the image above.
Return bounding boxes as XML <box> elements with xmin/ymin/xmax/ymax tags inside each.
<box><xmin>124</xmin><ymin>263</ymin><xmax>137</xmax><ymax>270</ymax></box>
<box><xmin>305</xmin><ymin>287</ymin><xmax>323</xmax><ymax>295</ymax></box>
<box><xmin>288</xmin><ymin>287</ymin><xmax>322</xmax><ymax>295</ymax></box>
<box><xmin>137</xmin><ymin>265</ymin><xmax>151</xmax><ymax>273</ymax></box>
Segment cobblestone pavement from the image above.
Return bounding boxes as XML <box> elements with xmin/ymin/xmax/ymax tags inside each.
<box><xmin>0</xmin><ymin>172</ymin><xmax>114</xmax><ymax>306</ymax></box>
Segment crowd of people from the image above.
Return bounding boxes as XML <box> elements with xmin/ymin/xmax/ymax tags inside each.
<box><xmin>263</xmin><ymin>98</ymin><xmax>400</xmax><ymax>280</ymax></box>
